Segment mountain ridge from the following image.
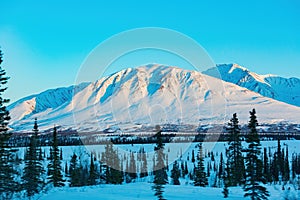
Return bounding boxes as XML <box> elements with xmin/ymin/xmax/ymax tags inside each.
<box><xmin>203</xmin><ymin>63</ymin><xmax>300</xmax><ymax>107</ymax></box>
<box><xmin>8</xmin><ymin>64</ymin><xmax>300</xmax><ymax>132</ymax></box>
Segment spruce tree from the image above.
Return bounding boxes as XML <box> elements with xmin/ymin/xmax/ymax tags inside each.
<box><xmin>277</xmin><ymin>139</ymin><xmax>283</xmax><ymax>179</ymax></box>
<box><xmin>22</xmin><ymin>118</ymin><xmax>45</xmax><ymax>197</ymax></box>
<box><xmin>282</xmin><ymin>147</ymin><xmax>290</xmax><ymax>182</ymax></box>
<box><xmin>0</xmin><ymin>49</ymin><xmax>19</xmax><ymax>199</ymax></box>
<box><xmin>88</xmin><ymin>154</ymin><xmax>98</xmax><ymax>185</ymax></box>
<box><xmin>191</xmin><ymin>150</ymin><xmax>195</xmax><ymax>163</ymax></box>
<box><xmin>102</xmin><ymin>143</ymin><xmax>123</xmax><ymax>184</ymax></box>
<box><xmin>226</xmin><ymin>113</ymin><xmax>245</xmax><ymax>186</ymax></box>
<box><xmin>128</xmin><ymin>152</ymin><xmax>137</xmax><ymax>180</ymax></box>
<box><xmin>180</xmin><ymin>161</ymin><xmax>185</xmax><ymax>177</ymax></box>
<box><xmin>223</xmin><ymin>160</ymin><xmax>231</xmax><ymax>197</ymax></box>
<box><xmin>263</xmin><ymin>148</ymin><xmax>271</xmax><ymax>183</ymax></box>
<box><xmin>140</xmin><ymin>150</ymin><xmax>148</xmax><ymax>178</ymax></box>
<box><xmin>65</xmin><ymin>162</ymin><xmax>69</xmax><ymax>175</ymax></box>
<box><xmin>207</xmin><ymin>162</ymin><xmax>211</xmax><ymax>177</ymax></box>
<box><xmin>170</xmin><ymin>160</ymin><xmax>180</xmax><ymax>185</ymax></box>
<box><xmin>211</xmin><ymin>152</ymin><xmax>215</xmax><ymax>162</ymax></box>
<box><xmin>69</xmin><ymin>153</ymin><xmax>81</xmax><ymax>187</ymax></box>
<box><xmin>47</xmin><ymin>126</ymin><xmax>65</xmax><ymax>187</ymax></box>
<box><xmin>79</xmin><ymin>164</ymin><xmax>89</xmax><ymax>186</ymax></box>
<box><xmin>184</xmin><ymin>161</ymin><xmax>188</xmax><ymax>176</ymax></box>
<box><xmin>291</xmin><ymin>153</ymin><xmax>300</xmax><ymax>180</ymax></box>
<box><xmin>244</xmin><ymin>109</ymin><xmax>269</xmax><ymax>200</ymax></box>
<box><xmin>153</xmin><ymin>126</ymin><xmax>168</xmax><ymax>185</ymax></box>
<box><xmin>152</xmin><ymin>126</ymin><xmax>168</xmax><ymax>200</ymax></box>
<box><xmin>218</xmin><ymin>152</ymin><xmax>224</xmax><ymax>179</ymax></box>
<box><xmin>193</xmin><ymin>143</ymin><xmax>208</xmax><ymax>187</ymax></box>
<box><xmin>271</xmin><ymin>152</ymin><xmax>279</xmax><ymax>183</ymax></box>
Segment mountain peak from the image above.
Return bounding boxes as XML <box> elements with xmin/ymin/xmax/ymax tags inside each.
<box><xmin>8</xmin><ymin>64</ymin><xmax>300</xmax><ymax>132</ymax></box>
<box><xmin>203</xmin><ymin>64</ymin><xmax>300</xmax><ymax>107</ymax></box>
<box><xmin>217</xmin><ymin>63</ymin><xmax>249</xmax><ymax>73</ymax></box>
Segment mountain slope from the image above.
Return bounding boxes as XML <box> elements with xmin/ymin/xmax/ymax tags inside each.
<box><xmin>8</xmin><ymin>64</ymin><xmax>300</xmax><ymax>132</ymax></box>
<box><xmin>8</xmin><ymin>82</ymin><xmax>90</xmax><ymax>122</ymax></box>
<box><xmin>203</xmin><ymin>64</ymin><xmax>300</xmax><ymax>107</ymax></box>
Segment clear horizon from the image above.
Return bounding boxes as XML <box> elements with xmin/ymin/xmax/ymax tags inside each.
<box><xmin>1</xmin><ymin>0</ymin><xmax>300</xmax><ymax>102</ymax></box>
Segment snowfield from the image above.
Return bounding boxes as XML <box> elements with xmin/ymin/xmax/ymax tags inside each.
<box><xmin>15</xmin><ymin>140</ymin><xmax>300</xmax><ymax>200</ymax></box>
<box><xmin>39</xmin><ymin>183</ymin><xmax>298</xmax><ymax>200</ymax></box>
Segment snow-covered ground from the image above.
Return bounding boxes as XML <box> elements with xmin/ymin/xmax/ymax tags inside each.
<box><xmin>15</xmin><ymin>140</ymin><xmax>300</xmax><ymax>199</ymax></box>
<box><xmin>39</xmin><ymin>183</ymin><xmax>299</xmax><ymax>200</ymax></box>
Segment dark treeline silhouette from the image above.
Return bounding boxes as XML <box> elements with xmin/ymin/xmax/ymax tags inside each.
<box><xmin>7</xmin><ymin>130</ymin><xmax>300</xmax><ymax>148</ymax></box>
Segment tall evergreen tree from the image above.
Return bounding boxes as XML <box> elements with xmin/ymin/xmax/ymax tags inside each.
<box><xmin>47</xmin><ymin>126</ymin><xmax>65</xmax><ymax>187</ymax></box>
<box><xmin>140</xmin><ymin>150</ymin><xmax>148</xmax><ymax>178</ymax></box>
<box><xmin>223</xmin><ymin>159</ymin><xmax>231</xmax><ymax>197</ymax></box>
<box><xmin>128</xmin><ymin>152</ymin><xmax>137</xmax><ymax>180</ymax></box>
<box><xmin>263</xmin><ymin>148</ymin><xmax>271</xmax><ymax>183</ymax></box>
<box><xmin>22</xmin><ymin>118</ymin><xmax>45</xmax><ymax>197</ymax></box>
<box><xmin>88</xmin><ymin>154</ymin><xmax>98</xmax><ymax>185</ymax></box>
<box><xmin>102</xmin><ymin>143</ymin><xmax>123</xmax><ymax>184</ymax></box>
<box><xmin>79</xmin><ymin>164</ymin><xmax>89</xmax><ymax>186</ymax></box>
<box><xmin>65</xmin><ymin>162</ymin><xmax>69</xmax><ymax>175</ymax></box>
<box><xmin>0</xmin><ymin>49</ymin><xmax>19</xmax><ymax>199</ymax></box>
<box><xmin>211</xmin><ymin>152</ymin><xmax>215</xmax><ymax>162</ymax></box>
<box><xmin>180</xmin><ymin>161</ymin><xmax>185</xmax><ymax>177</ymax></box>
<box><xmin>282</xmin><ymin>146</ymin><xmax>290</xmax><ymax>182</ymax></box>
<box><xmin>226</xmin><ymin>113</ymin><xmax>245</xmax><ymax>186</ymax></box>
<box><xmin>69</xmin><ymin>153</ymin><xmax>81</xmax><ymax>187</ymax></box>
<box><xmin>194</xmin><ymin>143</ymin><xmax>208</xmax><ymax>187</ymax></box>
<box><xmin>291</xmin><ymin>153</ymin><xmax>300</xmax><ymax>180</ymax></box>
<box><xmin>170</xmin><ymin>160</ymin><xmax>180</xmax><ymax>185</ymax></box>
<box><xmin>270</xmin><ymin>152</ymin><xmax>279</xmax><ymax>183</ymax></box>
<box><xmin>218</xmin><ymin>152</ymin><xmax>224</xmax><ymax>179</ymax></box>
<box><xmin>277</xmin><ymin>139</ymin><xmax>284</xmax><ymax>179</ymax></box>
<box><xmin>153</xmin><ymin>126</ymin><xmax>168</xmax><ymax>185</ymax></box>
<box><xmin>191</xmin><ymin>150</ymin><xmax>195</xmax><ymax>163</ymax></box>
<box><xmin>207</xmin><ymin>162</ymin><xmax>211</xmax><ymax>177</ymax></box>
<box><xmin>244</xmin><ymin>109</ymin><xmax>269</xmax><ymax>200</ymax></box>
<box><xmin>184</xmin><ymin>161</ymin><xmax>188</xmax><ymax>176</ymax></box>
<box><xmin>152</xmin><ymin>126</ymin><xmax>168</xmax><ymax>200</ymax></box>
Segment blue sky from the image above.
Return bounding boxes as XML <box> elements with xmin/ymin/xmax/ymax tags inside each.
<box><xmin>1</xmin><ymin>0</ymin><xmax>300</xmax><ymax>102</ymax></box>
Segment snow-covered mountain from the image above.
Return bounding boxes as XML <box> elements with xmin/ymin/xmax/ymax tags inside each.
<box><xmin>203</xmin><ymin>63</ymin><xmax>300</xmax><ymax>107</ymax></box>
<box><xmin>8</xmin><ymin>64</ymin><xmax>300</xmax><ymax>132</ymax></box>
<box><xmin>8</xmin><ymin>83</ymin><xmax>90</xmax><ymax>122</ymax></box>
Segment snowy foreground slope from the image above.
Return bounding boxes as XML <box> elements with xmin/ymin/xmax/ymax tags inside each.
<box><xmin>22</xmin><ymin>140</ymin><xmax>300</xmax><ymax>200</ymax></box>
<box><xmin>8</xmin><ymin>64</ymin><xmax>300</xmax><ymax>132</ymax></box>
<box><xmin>40</xmin><ymin>184</ymin><xmax>288</xmax><ymax>200</ymax></box>
<box><xmin>203</xmin><ymin>63</ymin><xmax>300</xmax><ymax>107</ymax></box>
